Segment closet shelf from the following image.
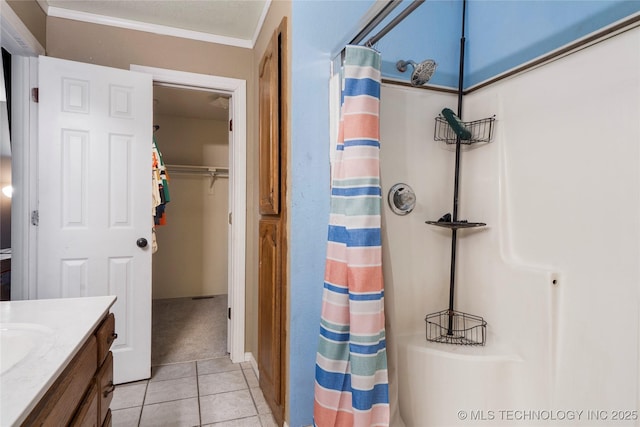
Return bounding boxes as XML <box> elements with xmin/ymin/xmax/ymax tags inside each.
<box><xmin>425</xmin><ymin>220</ymin><xmax>486</xmax><ymax>229</ymax></box>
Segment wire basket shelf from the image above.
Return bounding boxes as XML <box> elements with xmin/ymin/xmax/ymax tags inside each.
<box><xmin>425</xmin><ymin>309</ymin><xmax>487</xmax><ymax>345</ymax></box>
<box><xmin>434</xmin><ymin>115</ymin><xmax>495</xmax><ymax>145</ymax></box>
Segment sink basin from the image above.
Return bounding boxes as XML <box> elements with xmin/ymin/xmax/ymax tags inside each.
<box><xmin>0</xmin><ymin>323</ymin><xmax>55</xmax><ymax>375</ymax></box>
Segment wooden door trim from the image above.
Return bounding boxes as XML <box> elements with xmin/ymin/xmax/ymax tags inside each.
<box><xmin>277</xmin><ymin>16</ymin><xmax>289</xmax><ymax>427</ymax></box>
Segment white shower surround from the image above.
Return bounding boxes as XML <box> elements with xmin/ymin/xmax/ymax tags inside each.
<box><xmin>381</xmin><ymin>27</ymin><xmax>640</xmax><ymax>426</ymax></box>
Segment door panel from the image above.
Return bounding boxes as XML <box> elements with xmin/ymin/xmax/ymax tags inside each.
<box><xmin>258</xmin><ymin>32</ymin><xmax>279</xmax><ymax>215</ymax></box>
<box><xmin>38</xmin><ymin>56</ymin><xmax>152</xmax><ymax>384</ymax></box>
<box><xmin>258</xmin><ymin>219</ymin><xmax>281</xmax><ymax>407</ymax></box>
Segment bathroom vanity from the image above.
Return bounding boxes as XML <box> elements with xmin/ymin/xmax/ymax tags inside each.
<box><xmin>0</xmin><ymin>296</ymin><xmax>117</xmax><ymax>426</ymax></box>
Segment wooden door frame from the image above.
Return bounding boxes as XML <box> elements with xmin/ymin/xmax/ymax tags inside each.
<box><xmin>130</xmin><ymin>65</ymin><xmax>247</xmax><ymax>363</ymax></box>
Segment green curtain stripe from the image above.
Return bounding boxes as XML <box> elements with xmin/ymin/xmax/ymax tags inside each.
<box><xmin>320</xmin><ymin>319</ymin><xmax>351</xmax><ymax>333</ymax></box>
<box><xmin>344</xmin><ymin>46</ymin><xmax>382</xmax><ymax>69</ymax></box>
<box><xmin>350</xmin><ymin>332</ymin><xmax>386</xmax><ymax>344</ymax></box>
<box><xmin>317</xmin><ymin>337</ymin><xmax>350</xmax><ymax>361</ymax></box>
<box><xmin>350</xmin><ymin>352</ymin><xmax>388</xmax><ymax>376</ymax></box>
<box><xmin>332</xmin><ymin>177</ymin><xmax>380</xmax><ymax>187</ymax></box>
<box><xmin>330</xmin><ymin>198</ymin><xmax>381</xmax><ymax>215</ymax></box>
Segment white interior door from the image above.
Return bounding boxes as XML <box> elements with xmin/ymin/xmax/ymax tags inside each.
<box><xmin>37</xmin><ymin>56</ymin><xmax>152</xmax><ymax>384</ymax></box>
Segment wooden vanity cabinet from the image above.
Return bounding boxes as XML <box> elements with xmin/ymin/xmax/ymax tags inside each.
<box><xmin>22</xmin><ymin>313</ymin><xmax>116</xmax><ymax>427</ymax></box>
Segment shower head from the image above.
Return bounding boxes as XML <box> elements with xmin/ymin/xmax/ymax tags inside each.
<box><xmin>396</xmin><ymin>59</ymin><xmax>437</xmax><ymax>86</ymax></box>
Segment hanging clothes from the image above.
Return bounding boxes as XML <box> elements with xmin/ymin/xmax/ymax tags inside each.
<box><xmin>152</xmin><ymin>134</ymin><xmax>170</xmax><ymax>253</ymax></box>
<box><xmin>314</xmin><ymin>45</ymin><xmax>389</xmax><ymax>427</ymax></box>
<box><xmin>152</xmin><ymin>135</ymin><xmax>170</xmax><ymax>226</ymax></box>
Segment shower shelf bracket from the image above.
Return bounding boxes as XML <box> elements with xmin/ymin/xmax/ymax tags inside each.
<box><xmin>425</xmin><ymin>220</ymin><xmax>486</xmax><ymax>230</ymax></box>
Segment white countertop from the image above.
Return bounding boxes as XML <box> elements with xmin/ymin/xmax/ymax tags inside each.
<box><xmin>0</xmin><ymin>296</ymin><xmax>116</xmax><ymax>426</ymax></box>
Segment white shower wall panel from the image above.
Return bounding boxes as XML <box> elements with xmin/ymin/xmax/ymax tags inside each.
<box><xmin>381</xmin><ymin>25</ymin><xmax>640</xmax><ymax>425</ymax></box>
<box><xmin>379</xmin><ymin>85</ymin><xmax>458</xmax><ymax>336</ymax></box>
<box><xmin>462</xmin><ymin>26</ymin><xmax>640</xmax><ymax>413</ymax></box>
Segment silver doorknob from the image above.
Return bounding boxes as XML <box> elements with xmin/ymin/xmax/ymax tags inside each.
<box><xmin>136</xmin><ymin>238</ymin><xmax>148</xmax><ymax>248</ymax></box>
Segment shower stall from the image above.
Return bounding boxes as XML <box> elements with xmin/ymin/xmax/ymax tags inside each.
<box><xmin>335</xmin><ymin>1</ymin><xmax>640</xmax><ymax>426</ymax></box>
<box><xmin>378</xmin><ymin>25</ymin><xmax>640</xmax><ymax>426</ymax></box>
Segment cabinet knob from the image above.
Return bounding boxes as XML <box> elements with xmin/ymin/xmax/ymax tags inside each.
<box><xmin>107</xmin><ymin>332</ymin><xmax>118</xmax><ymax>345</ymax></box>
<box><xmin>103</xmin><ymin>381</ymin><xmax>116</xmax><ymax>398</ymax></box>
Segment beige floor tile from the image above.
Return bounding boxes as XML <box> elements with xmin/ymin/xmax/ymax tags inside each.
<box><xmin>197</xmin><ymin>356</ymin><xmax>242</xmax><ymax>375</ymax></box>
<box><xmin>249</xmin><ymin>387</ymin><xmax>271</xmax><ymax>415</ymax></box>
<box><xmin>151</xmin><ymin>361</ymin><xmax>197</xmax><ymax>382</ymax></box>
<box><xmin>204</xmin><ymin>416</ymin><xmax>262</xmax><ymax>426</ymax></box>
<box><xmin>199</xmin><ymin>370</ymin><xmax>248</xmax><ymax>396</ymax></box>
<box><xmin>200</xmin><ymin>390</ymin><xmax>257</xmax><ymax>425</ymax></box>
<box><xmin>111</xmin><ymin>381</ymin><xmax>148</xmax><ymax>410</ymax></box>
<box><xmin>139</xmin><ymin>398</ymin><xmax>200</xmax><ymax>427</ymax></box>
<box><xmin>111</xmin><ymin>406</ymin><xmax>142</xmax><ymax>427</ymax></box>
<box><xmin>145</xmin><ymin>376</ymin><xmax>198</xmax><ymax>405</ymax></box>
<box><xmin>243</xmin><ymin>369</ymin><xmax>259</xmax><ymax>388</ymax></box>
<box><xmin>258</xmin><ymin>413</ymin><xmax>278</xmax><ymax>427</ymax></box>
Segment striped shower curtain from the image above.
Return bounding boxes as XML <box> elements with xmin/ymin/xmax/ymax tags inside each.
<box><xmin>314</xmin><ymin>45</ymin><xmax>389</xmax><ymax>427</ymax></box>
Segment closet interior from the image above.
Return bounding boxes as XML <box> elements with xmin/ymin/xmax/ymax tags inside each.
<box><xmin>151</xmin><ymin>84</ymin><xmax>231</xmax><ymax>366</ymax></box>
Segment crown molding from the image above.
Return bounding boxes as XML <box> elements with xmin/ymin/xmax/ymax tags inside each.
<box><xmin>251</xmin><ymin>0</ymin><xmax>272</xmax><ymax>47</ymax></box>
<box><xmin>47</xmin><ymin>6</ymin><xmax>254</xmax><ymax>49</ymax></box>
<box><xmin>1</xmin><ymin>0</ymin><xmax>46</xmax><ymax>56</ymax></box>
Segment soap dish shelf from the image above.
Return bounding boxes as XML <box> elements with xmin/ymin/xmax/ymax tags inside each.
<box><xmin>425</xmin><ymin>220</ymin><xmax>486</xmax><ymax>230</ymax></box>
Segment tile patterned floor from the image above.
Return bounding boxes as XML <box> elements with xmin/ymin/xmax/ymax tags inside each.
<box><xmin>110</xmin><ymin>357</ymin><xmax>277</xmax><ymax>427</ymax></box>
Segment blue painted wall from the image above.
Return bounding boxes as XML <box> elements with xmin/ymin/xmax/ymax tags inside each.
<box><xmin>465</xmin><ymin>0</ymin><xmax>640</xmax><ymax>88</ymax></box>
<box><xmin>288</xmin><ymin>1</ymin><xmax>640</xmax><ymax>426</ymax></box>
<box><xmin>365</xmin><ymin>0</ymin><xmax>640</xmax><ymax>89</ymax></box>
<box><xmin>289</xmin><ymin>2</ymin><xmax>375</xmax><ymax>426</ymax></box>
<box><xmin>373</xmin><ymin>0</ymin><xmax>463</xmax><ymax>88</ymax></box>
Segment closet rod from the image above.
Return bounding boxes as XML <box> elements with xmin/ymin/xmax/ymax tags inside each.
<box><xmin>166</xmin><ymin>164</ymin><xmax>229</xmax><ymax>176</ymax></box>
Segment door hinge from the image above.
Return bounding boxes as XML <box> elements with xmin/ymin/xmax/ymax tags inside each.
<box><xmin>228</xmin><ymin>212</ymin><xmax>232</xmax><ymax>225</ymax></box>
<box><xmin>31</xmin><ymin>210</ymin><xmax>39</xmax><ymax>226</ymax></box>
<box><xmin>229</xmin><ymin>119</ymin><xmax>232</xmax><ymax>132</ymax></box>
<box><xmin>31</xmin><ymin>88</ymin><xmax>39</xmax><ymax>103</ymax></box>
<box><xmin>228</xmin><ymin>307</ymin><xmax>231</xmax><ymax>319</ymax></box>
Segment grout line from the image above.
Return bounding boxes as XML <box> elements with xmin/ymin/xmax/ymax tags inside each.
<box><xmin>242</xmin><ymin>369</ymin><xmax>261</xmax><ymax>415</ymax></box>
<box><xmin>138</xmin><ymin>381</ymin><xmax>148</xmax><ymax>427</ymax></box>
<box><xmin>196</xmin><ymin>361</ymin><xmax>203</xmax><ymax>427</ymax></box>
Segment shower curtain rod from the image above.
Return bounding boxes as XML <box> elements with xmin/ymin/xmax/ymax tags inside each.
<box><xmin>349</xmin><ymin>0</ymin><xmax>403</xmax><ymax>45</ymax></box>
<box><xmin>336</xmin><ymin>0</ymin><xmax>425</xmax><ymax>64</ymax></box>
<box><xmin>363</xmin><ymin>0</ymin><xmax>425</xmax><ymax>47</ymax></box>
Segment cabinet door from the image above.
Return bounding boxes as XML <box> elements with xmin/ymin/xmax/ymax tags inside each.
<box><xmin>258</xmin><ymin>219</ymin><xmax>281</xmax><ymax>407</ymax></box>
<box><xmin>70</xmin><ymin>382</ymin><xmax>98</xmax><ymax>427</ymax></box>
<box><xmin>258</xmin><ymin>31</ymin><xmax>280</xmax><ymax>215</ymax></box>
<box><xmin>97</xmin><ymin>352</ymin><xmax>115</xmax><ymax>425</ymax></box>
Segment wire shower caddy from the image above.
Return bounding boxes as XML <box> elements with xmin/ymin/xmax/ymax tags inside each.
<box><xmin>425</xmin><ymin>310</ymin><xmax>487</xmax><ymax>345</ymax></box>
<box><xmin>434</xmin><ymin>115</ymin><xmax>495</xmax><ymax>145</ymax></box>
<box><xmin>425</xmin><ymin>112</ymin><xmax>495</xmax><ymax>346</ymax></box>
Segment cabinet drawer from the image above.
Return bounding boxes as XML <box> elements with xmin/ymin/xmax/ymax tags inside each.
<box><xmin>96</xmin><ymin>313</ymin><xmax>116</xmax><ymax>365</ymax></box>
<box><xmin>70</xmin><ymin>381</ymin><xmax>98</xmax><ymax>427</ymax></box>
<box><xmin>22</xmin><ymin>336</ymin><xmax>98</xmax><ymax>426</ymax></box>
<box><xmin>97</xmin><ymin>351</ymin><xmax>114</xmax><ymax>424</ymax></box>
